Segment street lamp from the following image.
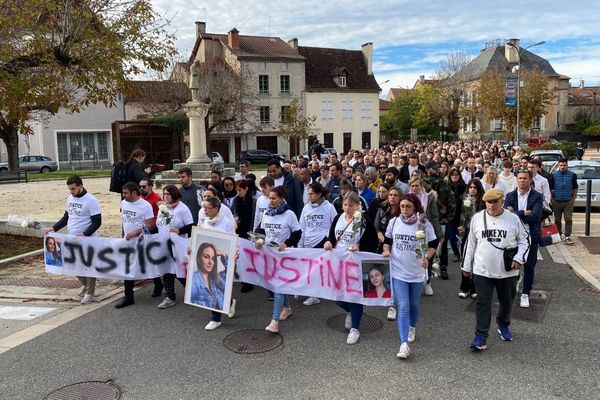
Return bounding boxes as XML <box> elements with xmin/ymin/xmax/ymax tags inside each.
<box><xmin>505</xmin><ymin>40</ymin><xmax>546</xmax><ymax>145</ymax></box>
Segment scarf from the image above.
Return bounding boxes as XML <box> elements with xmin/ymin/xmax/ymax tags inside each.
<box><xmin>310</xmin><ymin>198</ymin><xmax>325</xmax><ymax>208</ymax></box>
<box><xmin>265</xmin><ymin>201</ymin><xmax>288</xmax><ymax>217</ymax></box>
<box><xmin>205</xmin><ymin>210</ymin><xmax>224</xmax><ymax>226</ymax></box>
<box><xmin>400</xmin><ymin>212</ymin><xmax>418</xmax><ymax>225</ymax></box>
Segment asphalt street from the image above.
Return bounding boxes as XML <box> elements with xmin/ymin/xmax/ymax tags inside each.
<box><xmin>0</xmin><ymin>249</ymin><xmax>599</xmax><ymax>400</ymax></box>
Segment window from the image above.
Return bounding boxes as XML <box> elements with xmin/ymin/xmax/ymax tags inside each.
<box><xmin>361</xmin><ymin>100</ymin><xmax>372</xmax><ymax>119</ymax></box>
<box><xmin>339</xmin><ymin>76</ymin><xmax>347</xmax><ymax>87</ymax></box>
<box><xmin>56</xmin><ymin>131</ymin><xmax>110</xmax><ymax>162</ymax></box>
<box><xmin>259</xmin><ymin>75</ymin><xmax>269</xmax><ymax>94</ymax></box>
<box><xmin>362</xmin><ymin>132</ymin><xmax>371</xmax><ymax>149</ymax></box>
<box><xmin>342</xmin><ymin>100</ymin><xmax>353</xmax><ymax>120</ymax></box>
<box><xmin>491</xmin><ymin>119</ymin><xmax>504</xmax><ymax>131</ymax></box>
<box><xmin>280</xmin><ymin>75</ymin><xmax>290</xmax><ymax>94</ymax></box>
<box><xmin>280</xmin><ymin>106</ymin><xmax>290</xmax><ymax>122</ymax></box>
<box><xmin>321</xmin><ymin>100</ymin><xmax>333</xmax><ymax>120</ymax></box>
<box><xmin>260</xmin><ymin>106</ymin><xmax>270</xmax><ymax>125</ymax></box>
<box><xmin>343</xmin><ymin>132</ymin><xmax>352</xmax><ymax>153</ymax></box>
<box><xmin>323</xmin><ymin>133</ymin><xmax>333</xmax><ymax>148</ymax></box>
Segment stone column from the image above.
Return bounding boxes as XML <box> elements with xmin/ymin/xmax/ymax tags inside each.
<box><xmin>185</xmin><ymin>101</ymin><xmax>212</xmax><ymax>163</ymax></box>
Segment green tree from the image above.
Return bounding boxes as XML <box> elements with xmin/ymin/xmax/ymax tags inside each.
<box><xmin>381</xmin><ymin>91</ymin><xmax>420</xmax><ymax>139</ymax></box>
<box><xmin>413</xmin><ymin>83</ymin><xmax>442</xmax><ymax>135</ymax></box>
<box><xmin>276</xmin><ymin>97</ymin><xmax>316</xmax><ymax>156</ymax></box>
<box><xmin>0</xmin><ymin>0</ymin><xmax>177</xmax><ymax>170</ymax></box>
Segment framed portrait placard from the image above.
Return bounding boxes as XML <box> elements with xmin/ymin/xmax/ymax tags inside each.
<box><xmin>184</xmin><ymin>228</ymin><xmax>238</xmax><ymax>314</ymax></box>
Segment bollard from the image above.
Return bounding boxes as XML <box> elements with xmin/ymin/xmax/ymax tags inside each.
<box><xmin>585</xmin><ymin>179</ymin><xmax>592</xmax><ymax>236</ymax></box>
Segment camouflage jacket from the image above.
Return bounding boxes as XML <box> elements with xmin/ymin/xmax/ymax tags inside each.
<box><xmin>423</xmin><ymin>175</ymin><xmax>456</xmax><ymax>223</ymax></box>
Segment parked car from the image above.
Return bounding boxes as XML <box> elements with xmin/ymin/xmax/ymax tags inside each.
<box><xmin>239</xmin><ymin>149</ymin><xmax>284</xmax><ymax>163</ymax></box>
<box><xmin>527</xmin><ymin>135</ymin><xmax>559</xmax><ymax>148</ymax></box>
<box><xmin>551</xmin><ymin>160</ymin><xmax>600</xmax><ymax>207</ymax></box>
<box><xmin>211</xmin><ymin>152</ymin><xmax>224</xmax><ymax>163</ymax></box>
<box><xmin>0</xmin><ymin>155</ymin><xmax>58</xmax><ymax>173</ymax></box>
<box><xmin>302</xmin><ymin>147</ymin><xmax>339</xmax><ymax>160</ymax></box>
<box><xmin>529</xmin><ymin>149</ymin><xmax>565</xmax><ymax>170</ymax></box>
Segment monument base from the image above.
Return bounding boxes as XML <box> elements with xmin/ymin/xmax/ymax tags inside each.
<box><xmin>155</xmin><ymin>162</ymin><xmax>235</xmax><ymax>187</ymax></box>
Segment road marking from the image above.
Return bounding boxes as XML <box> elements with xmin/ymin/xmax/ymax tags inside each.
<box><xmin>537</xmin><ymin>250</ymin><xmax>543</xmax><ymax>260</ymax></box>
<box><xmin>0</xmin><ymin>306</ymin><xmax>56</xmax><ymax>321</ymax></box>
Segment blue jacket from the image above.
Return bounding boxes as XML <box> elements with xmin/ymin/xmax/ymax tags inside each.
<box><xmin>549</xmin><ymin>170</ymin><xmax>578</xmax><ymax>202</ymax></box>
<box><xmin>504</xmin><ymin>188</ymin><xmax>543</xmax><ymax>245</ymax></box>
<box><xmin>282</xmin><ymin>171</ymin><xmax>303</xmax><ymax>218</ymax></box>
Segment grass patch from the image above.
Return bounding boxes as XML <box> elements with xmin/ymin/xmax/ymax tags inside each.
<box><xmin>26</xmin><ymin>169</ymin><xmax>111</xmax><ymax>181</ymax></box>
<box><xmin>0</xmin><ymin>234</ymin><xmax>42</xmax><ymax>259</ymax></box>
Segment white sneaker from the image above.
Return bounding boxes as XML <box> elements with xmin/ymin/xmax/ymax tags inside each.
<box><xmin>458</xmin><ymin>291</ymin><xmax>468</xmax><ymax>298</ymax></box>
<box><xmin>303</xmin><ymin>297</ymin><xmax>320</xmax><ymax>306</ymax></box>
<box><xmin>408</xmin><ymin>326</ymin><xmax>416</xmax><ymax>343</ymax></box>
<box><xmin>564</xmin><ymin>236</ymin><xmax>574</xmax><ymax>245</ymax></box>
<box><xmin>205</xmin><ymin>320</ymin><xmax>222</xmax><ymax>331</ymax></box>
<box><xmin>158</xmin><ymin>297</ymin><xmax>176</xmax><ymax>309</ymax></box>
<box><xmin>471</xmin><ymin>292</ymin><xmax>477</xmax><ymax>299</ymax></box>
<box><xmin>77</xmin><ymin>286</ymin><xmax>86</xmax><ymax>298</ymax></box>
<box><xmin>387</xmin><ymin>307</ymin><xmax>397</xmax><ymax>321</ymax></box>
<box><xmin>228</xmin><ymin>299</ymin><xmax>237</xmax><ymax>318</ymax></box>
<box><xmin>424</xmin><ymin>284</ymin><xmax>433</xmax><ymax>296</ymax></box>
<box><xmin>344</xmin><ymin>312</ymin><xmax>352</xmax><ymax>330</ymax></box>
<box><xmin>520</xmin><ymin>294</ymin><xmax>530</xmax><ymax>308</ymax></box>
<box><xmin>80</xmin><ymin>294</ymin><xmax>94</xmax><ymax>305</ymax></box>
<box><xmin>396</xmin><ymin>342</ymin><xmax>410</xmax><ymax>359</ymax></box>
<box><xmin>346</xmin><ymin>328</ymin><xmax>360</xmax><ymax>345</ymax></box>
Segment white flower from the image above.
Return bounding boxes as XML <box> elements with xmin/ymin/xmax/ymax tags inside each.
<box><xmin>21</xmin><ymin>220</ymin><xmax>29</xmax><ymax>228</ymax></box>
<box><xmin>256</xmin><ymin>238</ymin><xmax>264</xmax><ymax>246</ymax></box>
<box><xmin>415</xmin><ymin>230</ymin><xmax>426</xmax><ymax>239</ymax></box>
<box><xmin>353</xmin><ymin>211</ymin><xmax>362</xmax><ymax>219</ymax></box>
<box><xmin>158</xmin><ymin>204</ymin><xmax>168</xmax><ymax>213</ymax></box>
<box><xmin>463</xmin><ymin>199</ymin><xmax>471</xmax><ymax>207</ymax></box>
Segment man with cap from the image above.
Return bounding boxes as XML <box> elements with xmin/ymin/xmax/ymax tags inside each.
<box><xmin>461</xmin><ymin>188</ymin><xmax>529</xmax><ymax>351</ymax></box>
<box><xmin>424</xmin><ymin>160</ymin><xmax>456</xmax><ymax>280</ymax></box>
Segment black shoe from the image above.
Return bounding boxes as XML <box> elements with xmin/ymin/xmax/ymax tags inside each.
<box><xmin>267</xmin><ymin>291</ymin><xmax>274</xmax><ymax>301</ymax></box>
<box><xmin>114</xmin><ymin>297</ymin><xmax>135</xmax><ymax>309</ymax></box>
<box><xmin>241</xmin><ymin>283</ymin><xmax>254</xmax><ymax>293</ymax></box>
<box><xmin>440</xmin><ymin>267</ymin><xmax>449</xmax><ymax>280</ymax></box>
<box><xmin>151</xmin><ymin>285</ymin><xmax>163</xmax><ymax>297</ymax></box>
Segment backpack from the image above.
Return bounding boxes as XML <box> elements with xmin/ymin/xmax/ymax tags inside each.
<box><xmin>109</xmin><ymin>161</ymin><xmax>129</xmax><ymax>193</ymax></box>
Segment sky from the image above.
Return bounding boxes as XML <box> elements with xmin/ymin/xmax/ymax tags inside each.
<box><xmin>151</xmin><ymin>0</ymin><xmax>600</xmax><ymax>98</ymax></box>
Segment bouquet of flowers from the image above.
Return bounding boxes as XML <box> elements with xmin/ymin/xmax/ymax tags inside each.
<box><xmin>351</xmin><ymin>210</ymin><xmax>363</xmax><ymax>234</ymax></box>
<box><xmin>158</xmin><ymin>204</ymin><xmax>172</xmax><ymax>226</ymax></box>
<box><xmin>8</xmin><ymin>214</ymin><xmax>43</xmax><ymax>230</ymax></box>
<box><xmin>414</xmin><ymin>213</ymin><xmax>428</xmax><ymax>261</ymax></box>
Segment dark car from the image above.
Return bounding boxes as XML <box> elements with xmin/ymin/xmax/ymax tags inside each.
<box><xmin>239</xmin><ymin>149</ymin><xmax>284</xmax><ymax>163</ymax></box>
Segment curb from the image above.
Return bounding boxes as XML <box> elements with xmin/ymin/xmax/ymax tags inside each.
<box><xmin>556</xmin><ymin>243</ymin><xmax>600</xmax><ymax>292</ymax></box>
<box><xmin>0</xmin><ymin>249</ymin><xmax>44</xmax><ymax>269</ymax></box>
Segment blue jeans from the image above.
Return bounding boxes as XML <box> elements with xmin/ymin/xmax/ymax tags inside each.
<box><xmin>336</xmin><ymin>301</ymin><xmax>363</xmax><ymax>329</ymax></box>
<box><xmin>392</xmin><ymin>279</ymin><xmax>423</xmax><ymax>343</ymax></box>
<box><xmin>272</xmin><ymin>293</ymin><xmax>290</xmax><ymax>322</ymax></box>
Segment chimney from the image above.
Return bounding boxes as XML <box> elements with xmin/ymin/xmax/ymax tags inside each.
<box><xmin>195</xmin><ymin>21</ymin><xmax>206</xmax><ymax>38</ymax></box>
<box><xmin>362</xmin><ymin>42</ymin><xmax>373</xmax><ymax>75</ymax></box>
<box><xmin>579</xmin><ymin>80</ymin><xmax>585</xmax><ymax>89</ymax></box>
<box><xmin>228</xmin><ymin>28</ymin><xmax>240</xmax><ymax>49</ymax></box>
<box><xmin>287</xmin><ymin>38</ymin><xmax>298</xmax><ymax>49</ymax></box>
<box><xmin>505</xmin><ymin>38</ymin><xmax>520</xmax><ymax>63</ymax></box>
<box><xmin>419</xmin><ymin>75</ymin><xmax>425</xmax><ymax>83</ymax></box>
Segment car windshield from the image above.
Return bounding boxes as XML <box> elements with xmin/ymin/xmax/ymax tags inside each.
<box><xmin>538</xmin><ymin>154</ymin><xmax>561</xmax><ymax>162</ymax></box>
<box><xmin>571</xmin><ymin>166</ymin><xmax>600</xmax><ymax>180</ymax></box>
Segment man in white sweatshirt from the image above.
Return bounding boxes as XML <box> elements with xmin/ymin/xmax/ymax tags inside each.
<box><xmin>461</xmin><ymin>188</ymin><xmax>529</xmax><ymax>351</ymax></box>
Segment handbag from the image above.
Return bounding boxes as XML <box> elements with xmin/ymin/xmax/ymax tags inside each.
<box><xmin>483</xmin><ymin>212</ymin><xmax>519</xmax><ymax>272</ymax></box>
<box><xmin>540</xmin><ymin>217</ymin><xmax>561</xmax><ymax>246</ymax></box>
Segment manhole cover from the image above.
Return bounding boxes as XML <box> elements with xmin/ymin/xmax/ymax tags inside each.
<box><xmin>465</xmin><ymin>289</ymin><xmax>552</xmax><ymax>323</ymax></box>
<box><xmin>326</xmin><ymin>314</ymin><xmax>383</xmax><ymax>333</ymax></box>
<box><xmin>223</xmin><ymin>329</ymin><xmax>283</xmax><ymax>354</ymax></box>
<box><xmin>44</xmin><ymin>380</ymin><xmax>121</xmax><ymax>400</ymax></box>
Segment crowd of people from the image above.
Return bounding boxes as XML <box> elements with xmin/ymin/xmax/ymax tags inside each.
<box><xmin>44</xmin><ymin>140</ymin><xmax>580</xmax><ymax>360</ymax></box>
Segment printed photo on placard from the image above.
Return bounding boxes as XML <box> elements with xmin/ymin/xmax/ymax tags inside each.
<box><xmin>362</xmin><ymin>260</ymin><xmax>392</xmax><ymax>299</ymax></box>
<box><xmin>44</xmin><ymin>235</ymin><xmax>64</xmax><ymax>267</ymax></box>
<box><xmin>185</xmin><ymin>228</ymin><xmax>238</xmax><ymax>314</ymax></box>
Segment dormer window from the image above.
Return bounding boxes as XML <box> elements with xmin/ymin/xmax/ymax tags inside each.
<box><xmin>331</xmin><ymin>67</ymin><xmax>349</xmax><ymax>88</ymax></box>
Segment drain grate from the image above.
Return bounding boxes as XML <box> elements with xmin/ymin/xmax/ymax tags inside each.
<box><xmin>44</xmin><ymin>380</ymin><xmax>121</xmax><ymax>400</ymax></box>
<box><xmin>327</xmin><ymin>313</ymin><xmax>383</xmax><ymax>333</ymax></box>
<box><xmin>223</xmin><ymin>329</ymin><xmax>283</xmax><ymax>354</ymax></box>
<box><xmin>0</xmin><ymin>277</ymin><xmax>80</xmax><ymax>289</ymax></box>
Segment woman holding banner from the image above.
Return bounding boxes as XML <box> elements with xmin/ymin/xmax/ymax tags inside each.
<box><xmin>45</xmin><ymin>236</ymin><xmax>63</xmax><ymax>267</ymax></box>
<box><xmin>156</xmin><ymin>185</ymin><xmax>193</xmax><ymax>310</ymax></box>
<box><xmin>299</xmin><ymin>182</ymin><xmax>337</xmax><ymax>306</ymax></box>
<box><xmin>196</xmin><ymin>196</ymin><xmax>237</xmax><ymax>331</ymax></box>
<box><xmin>382</xmin><ymin>193</ymin><xmax>438</xmax><ymax>359</ymax></box>
<box><xmin>324</xmin><ymin>191</ymin><xmax>377</xmax><ymax>345</ymax></box>
<box><xmin>255</xmin><ymin>186</ymin><xmax>302</xmax><ymax>334</ymax></box>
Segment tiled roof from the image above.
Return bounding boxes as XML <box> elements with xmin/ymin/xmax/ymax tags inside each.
<box><xmin>569</xmin><ymin>86</ymin><xmax>600</xmax><ymax>106</ymax></box>
<box><xmin>379</xmin><ymin>98</ymin><xmax>391</xmax><ymax>110</ymax></box>
<box><xmin>126</xmin><ymin>81</ymin><xmax>190</xmax><ymax>103</ymax></box>
<box><xmin>298</xmin><ymin>46</ymin><xmax>380</xmax><ymax>92</ymax></box>
<box><xmin>196</xmin><ymin>33</ymin><xmax>304</xmax><ymax>61</ymax></box>
<box><xmin>454</xmin><ymin>46</ymin><xmax>560</xmax><ymax>83</ymax></box>
<box><xmin>387</xmin><ymin>88</ymin><xmax>410</xmax><ymax>100</ymax></box>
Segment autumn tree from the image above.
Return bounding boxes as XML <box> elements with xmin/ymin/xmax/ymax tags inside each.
<box><xmin>275</xmin><ymin>97</ymin><xmax>316</xmax><ymax>156</ymax></box>
<box><xmin>434</xmin><ymin>51</ymin><xmax>472</xmax><ymax>132</ymax></box>
<box><xmin>0</xmin><ymin>0</ymin><xmax>177</xmax><ymax>170</ymax></box>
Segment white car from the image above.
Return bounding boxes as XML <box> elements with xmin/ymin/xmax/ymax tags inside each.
<box><xmin>529</xmin><ymin>149</ymin><xmax>565</xmax><ymax>170</ymax></box>
<box><xmin>551</xmin><ymin>160</ymin><xmax>600</xmax><ymax>207</ymax></box>
<box><xmin>211</xmin><ymin>152</ymin><xmax>224</xmax><ymax>163</ymax></box>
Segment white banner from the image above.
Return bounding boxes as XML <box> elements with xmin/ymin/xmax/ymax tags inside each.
<box><xmin>44</xmin><ymin>232</ymin><xmax>189</xmax><ymax>280</ymax></box>
<box><xmin>237</xmin><ymin>238</ymin><xmax>393</xmax><ymax>306</ymax></box>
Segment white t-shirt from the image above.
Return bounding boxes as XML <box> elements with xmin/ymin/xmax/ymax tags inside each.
<box><xmin>121</xmin><ymin>198</ymin><xmax>154</xmax><ymax>237</ymax></box>
<box><xmin>65</xmin><ymin>192</ymin><xmax>101</xmax><ymax>236</ymax></box>
<box><xmin>198</xmin><ymin>216</ymin><xmax>235</xmax><ymax>234</ymax></box>
<box><xmin>299</xmin><ymin>200</ymin><xmax>337</xmax><ymax>248</ymax></box>
<box><xmin>482</xmin><ymin>180</ymin><xmax>507</xmax><ymax>194</ymax></box>
<box><xmin>156</xmin><ymin>201</ymin><xmax>193</xmax><ymax>237</ymax></box>
<box><xmin>274</xmin><ymin>176</ymin><xmax>285</xmax><ymax>187</ymax></box>
<box><xmin>253</xmin><ymin>195</ymin><xmax>269</xmax><ymax>231</ymax></box>
<box><xmin>261</xmin><ymin>209</ymin><xmax>301</xmax><ymax>245</ymax></box>
<box><xmin>498</xmin><ymin>172</ymin><xmax>517</xmax><ymax>193</ymax></box>
<box><xmin>197</xmin><ymin>204</ymin><xmax>234</xmax><ymax>227</ymax></box>
<box><xmin>333</xmin><ymin>214</ymin><xmax>363</xmax><ymax>250</ymax></box>
<box><xmin>385</xmin><ymin>217</ymin><xmax>436</xmax><ymax>282</ymax></box>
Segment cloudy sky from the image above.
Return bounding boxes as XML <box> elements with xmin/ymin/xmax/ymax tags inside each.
<box><xmin>152</xmin><ymin>0</ymin><xmax>600</xmax><ymax>97</ymax></box>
